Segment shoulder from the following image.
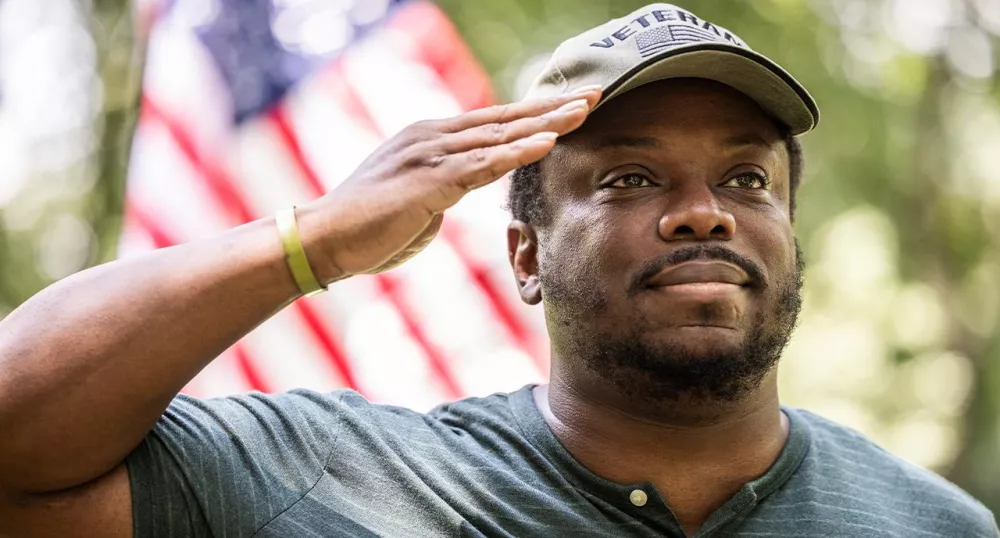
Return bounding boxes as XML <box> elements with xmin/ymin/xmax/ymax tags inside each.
<box><xmin>161</xmin><ymin>387</ymin><xmax>513</xmax><ymax>429</ymax></box>
<box><xmin>323</xmin><ymin>386</ymin><xmax>517</xmax><ymax>425</ymax></box>
<box><xmin>166</xmin><ymin>387</ymin><xmax>351</xmax><ymax>419</ymax></box>
<box><xmin>175</xmin><ymin>386</ymin><xmax>522</xmax><ymax>442</ymax></box>
<box><xmin>427</xmin><ymin>390</ymin><xmax>517</xmax><ymax>424</ymax></box>
<box><xmin>145</xmin><ymin>389</ymin><xmax>366</xmax><ymax>474</ymax></box>
<box><xmin>789</xmin><ymin>407</ymin><xmax>998</xmax><ymax>536</ymax></box>
<box><xmin>329</xmin><ymin>387</ymin><xmax>521</xmax><ymax>444</ymax></box>
<box><xmin>157</xmin><ymin>388</ymin><xmax>355</xmax><ymax>442</ymax></box>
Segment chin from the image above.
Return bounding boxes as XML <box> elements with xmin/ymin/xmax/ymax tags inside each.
<box><xmin>575</xmin><ymin>318</ymin><xmax>780</xmax><ymax>403</ymax></box>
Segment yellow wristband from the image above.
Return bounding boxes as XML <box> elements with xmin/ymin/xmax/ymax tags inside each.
<box><xmin>276</xmin><ymin>207</ymin><xmax>326</xmax><ymax>297</ymax></box>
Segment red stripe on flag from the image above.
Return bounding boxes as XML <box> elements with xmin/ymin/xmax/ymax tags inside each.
<box><xmin>268</xmin><ymin>104</ymin><xmax>326</xmax><ymax>196</ymax></box>
<box><xmin>389</xmin><ymin>4</ymin><xmax>544</xmax><ymax>370</ymax></box>
<box><xmin>319</xmin><ymin>48</ymin><xmax>544</xmax><ymax>381</ymax></box>
<box><xmin>139</xmin><ymin>94</ymin><xmax>361</xmax><ymax>393</ymax></box>
<box><xmin>232</xmin><ymin>344</ymin><xmax>273</xmax><ymax>393</ymax></box>
<box><xmin>141</xmin><ymin>97</ymin><xmax>254</xmax><ymax>224</ymax></box>
<box><xmin>376</xmin><ymin>274</ymin><xmax>463</xmax><ymax>398</ymax></box>
<box><xmin>126</xmin><ymin>201</ymin><xmax>271</xmax><ymax>393</ymax></box>
<box><xmin>321</xmin><ymin>61</ymin><xmax>384</xmax><ymax>137</ymax></box>
<box><xmin>391</xmin><ymin>1</ymin><xmax>494</xmax><ymax>112</ymax></box>
<box><xmin>318</xmin><ymin>16</ymin><xmax>543</xmax><ymax>373</ymax></box>
<box><xmin>440</xmin><ymin>224</ymin><xmax>547</xmax><ymax>372</ymax></box>
<box><xmin>293</xmin><ymin>296</ymin><xmax>361</xmax><ymax>389</ymax></box>
<box><xmin>126</xmin><ymin>201</ymin><xmax>174</xmax><ymax>249</ymax></box>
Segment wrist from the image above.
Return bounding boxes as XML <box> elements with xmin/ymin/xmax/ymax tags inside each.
<box><xmin>293</xmin><ymin>201</ymin><xmax>349</xmax><ymax>286</ymax></box>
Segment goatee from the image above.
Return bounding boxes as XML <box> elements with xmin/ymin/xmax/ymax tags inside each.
<box><xmin>542</xmin><ymin>242</ymin><xmax>805</xmax><ymax>404</ymax></box>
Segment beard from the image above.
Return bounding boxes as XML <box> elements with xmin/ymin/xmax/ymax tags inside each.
<box><xmin>541</xmin><ymin>241</ymin><xmax>805</xmax><ymax>404</ymax></box>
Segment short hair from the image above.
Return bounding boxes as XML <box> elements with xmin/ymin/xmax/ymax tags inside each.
<box><xmin>508</xmin><ymin>129</ymin><xmax>804</xmax><ymax>225</ymax></box>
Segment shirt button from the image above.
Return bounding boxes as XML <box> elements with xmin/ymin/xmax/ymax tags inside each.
<box><xmin>629</xmin><ymin>489</ymin><xmax>648</xmax><ymax>507</ymax></box>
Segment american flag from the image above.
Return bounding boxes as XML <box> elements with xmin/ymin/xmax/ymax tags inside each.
<box><xmin>122</xmin><ymin>0</ymin><xmax>549</xmax><ymax>410</ymax></box>
<box><xmin>635</xmin><ymin>24</ymin><xmax>735</xmax><ymax>58</ymax></box>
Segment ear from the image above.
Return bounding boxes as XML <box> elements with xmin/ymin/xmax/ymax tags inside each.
<box><xmin>507</xmin><ymin>220</ymin><xmax>542</xmax><ymax>305</ymax></box>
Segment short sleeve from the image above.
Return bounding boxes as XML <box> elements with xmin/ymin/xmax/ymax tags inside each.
<box><xmin>125</xmin><ymin>389</ymin><xmax>344</xmax><ymax>538</ymax></box>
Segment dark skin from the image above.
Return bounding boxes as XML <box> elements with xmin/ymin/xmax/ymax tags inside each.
<box><xmin>508</xmin><ymin>79</ymin><xmax>797</xmax><ymax>535</ymax></box>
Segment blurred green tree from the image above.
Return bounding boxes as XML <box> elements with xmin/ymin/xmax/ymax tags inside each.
<box><xmin>0</xmin><ymin>0</ymin><xmax>140</xmax><ymax>308</ymax></box>
<box><xmin>88</xmin><ymin>0</ymin><xmax>144</xmax><ymax>263</ymax></box>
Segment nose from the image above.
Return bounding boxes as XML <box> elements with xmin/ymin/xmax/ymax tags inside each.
<box><xmin>657</xmin><ymin>184</ymin><xmax>736</xmax><ymax>242</ymax></box>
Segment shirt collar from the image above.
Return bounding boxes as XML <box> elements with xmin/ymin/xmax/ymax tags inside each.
<box><xmin>508</xmin><ymin>384</ymin><xmax>813</xmax><ymax>535</ymax></box>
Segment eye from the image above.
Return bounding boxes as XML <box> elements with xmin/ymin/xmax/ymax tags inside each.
<box><xmin>722</xmin><ymin>171</ymin><xmax>770</xmax><ymax>190</ymax></box>
<box><xmin>607</xmin><ymin>173</ymin><xmax>655</xmax><ymax>189</ymax></box>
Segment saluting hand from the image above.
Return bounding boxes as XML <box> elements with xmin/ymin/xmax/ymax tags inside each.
<box><xmin>298</xmin><ymin>86</ymin><xmax>602</xmax><ymax>283</ymax></box>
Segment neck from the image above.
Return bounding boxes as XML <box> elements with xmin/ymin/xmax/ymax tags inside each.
<box><xmin>536</xmin><ymin>370</ymin><xmax>788</xmax><ymax>536</ymax></box>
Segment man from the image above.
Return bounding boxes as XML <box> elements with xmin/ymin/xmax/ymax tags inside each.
<box><xmin>0</xmin><ymin>3</ymin><xmax>995</xmax><ymax>537</ymax></box>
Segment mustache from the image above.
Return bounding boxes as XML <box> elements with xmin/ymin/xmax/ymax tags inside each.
<box><xmin>630</xmin><ymin>245</ymin><xmax>767</xmax><ymax>294</ymax></box>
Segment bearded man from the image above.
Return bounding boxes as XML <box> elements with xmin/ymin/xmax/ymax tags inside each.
<box><xmin>0</xmin><ymin>3</ymin><xmax>996</xmax><ymax>537</ymax></box>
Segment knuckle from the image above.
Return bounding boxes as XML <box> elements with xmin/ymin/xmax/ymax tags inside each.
<box><xmin>487</xmin><ymin>122</ymin><xmax>506</xmax><ymax>143</ymax></box>
<box><xmin>399</xmin><ymin>140</ymin><xmax>447</xmax><ymax>169</ymax></box>
<box><xmin>467</xmin><ymin>148</ymin><xmax>507</xmax><ymax>182</ymax></box>
<box><xmin>468</xmin><ymin>147</ymin><xmax>490</xmax><ymax>165</ymax></box>
<box><xmin>425</xmin><ymin>153</ymin><xmax>447</xmax><ymax>169</ymax></box>
<box><xmin>399</xmin><ymin>144</ymin><xmax>430</xmax><ymax>168</ymax></box>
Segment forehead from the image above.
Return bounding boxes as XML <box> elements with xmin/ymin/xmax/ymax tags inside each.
<box><xmin>564</xmin><ymin>78</ymin><xmax>783</xmax><ymax>148</ymax></box>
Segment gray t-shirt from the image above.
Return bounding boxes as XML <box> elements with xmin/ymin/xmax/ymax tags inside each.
<box><xmin>127</xmin><ymin>385</ymin><xmax>998</xmax><ymax>537</ymax></box>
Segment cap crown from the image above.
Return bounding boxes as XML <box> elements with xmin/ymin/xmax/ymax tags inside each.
<box><xmin>528</xmin><ymin>4</ymin><xmax>749</xmax><ymax>97</ymax></box>
<box><xmin>523</xmin><ymin>3</ymin><xmax>819</xmax><ymax>134</ymax></box>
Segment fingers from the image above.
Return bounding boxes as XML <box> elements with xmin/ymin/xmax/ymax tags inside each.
<box><xmin>447</xmin><ymin>131</ymin><xmax>558</xmax><ymax>193</ymax></box>
<box><xmin>442</xmin><ymin>86</ymin><xmax>602</xmax><ymax>133</ymax></box>
<box><xmin>416</xmin><ymin>132</ymin><xmax>557</xmax><ymax>213</ymax></box>
<box><xmin>438</xmin><ymin>98</ymin><xmax>590</xmax><ymax>154</ymax></box>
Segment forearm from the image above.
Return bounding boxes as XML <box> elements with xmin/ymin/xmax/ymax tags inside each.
<box><xmin>0</xmin><ymin>216</ymin><xmax>301</xmax><ymax>494</ymax></box>
<box><xmin>0</xmin><ymin>88</ymin><xmax>590</xmax><ymax>536</ymax></box>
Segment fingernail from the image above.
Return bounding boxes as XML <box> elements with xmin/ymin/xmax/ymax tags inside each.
<box><xmin>524</xmin><ymin>132</ymin><xmax>558</xmax><ymax>145</ymax></box>
<box><xmin>572</xmin><ymin>84</ymin><xmax>603</xmax><ymax>95</ymax></box>
<box><xmin>555</xmin><ymin>98</ymin><xmax>589</xmax><ymax>113</ymax></box>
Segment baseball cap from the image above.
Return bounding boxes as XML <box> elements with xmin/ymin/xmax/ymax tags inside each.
<box><xmin>524</xmin><ymin>3</ymin><xmax>820</xmax><ymax>135</ymax></box>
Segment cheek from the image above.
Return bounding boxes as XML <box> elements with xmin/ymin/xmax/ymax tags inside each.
<box><xmin>553</xmin><ymin>202</ymin><xmax>647</xmax><ymax>277</ymax></box>
<box><xmin>537</xmin><ymin>212</ymin><xmax>617</xmax><ymax>309</ymax></box>
<box><xmin>736</xmin><ymin>207</ymin><xmax>796</xmax><ymax>283</ymax></box>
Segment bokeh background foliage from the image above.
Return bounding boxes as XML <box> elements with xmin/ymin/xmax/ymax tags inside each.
<box><xmin>1</xmin><ymin>0</ymin><xmax>998</xmax><ymax>515</ymax></box>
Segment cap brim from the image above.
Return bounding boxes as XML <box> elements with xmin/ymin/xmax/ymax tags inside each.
<box><xmin>596</xmin><ymin>43</ymin><xmax>819</xmax><ymax>136</ymax></box>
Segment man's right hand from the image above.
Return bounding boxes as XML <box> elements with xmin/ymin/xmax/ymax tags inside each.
<box><xmin>297</xmin><ymin>87</ymin><xmax>602</xmax><ymax>283</ymax></box>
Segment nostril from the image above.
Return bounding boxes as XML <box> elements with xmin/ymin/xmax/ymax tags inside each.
<box><xmin>710</xmin><ymin>224</ymin><xmax>727</xmax><ymax>237</ymax></box>
<box><xmin>674</xmin><ymin>225</ymin><xmax>695</xmax><ymax>236</ymax></box>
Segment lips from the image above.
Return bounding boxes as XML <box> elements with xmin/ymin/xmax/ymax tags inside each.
<box><xmin>644</xmin><ymin>261</ymin><xmax>751</xmax><ymax>288</ymax></box>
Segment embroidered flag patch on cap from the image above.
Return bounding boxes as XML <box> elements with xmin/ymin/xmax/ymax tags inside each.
<box><xmin>524</xmin><ymin>3</ymin><xmax>820</xmax><ymax>135</ymax></box>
